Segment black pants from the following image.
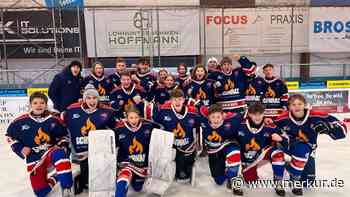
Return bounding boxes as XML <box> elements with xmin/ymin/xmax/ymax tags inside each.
<box><xmin>175</xmin><ymin>150</ymin><xmax>196</xmax><ymax>180</ymax></box>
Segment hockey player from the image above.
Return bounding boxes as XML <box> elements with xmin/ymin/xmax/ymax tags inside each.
<box><xmin>152</xmin><ymin>74</ymin><xmax>179</xmax><ymax>105</ymax></box>
<box><xmin>6</xmin><ymin>92</ymin><xmax>73</xmax><ymax>197</ymax></box>
<box><xmin>238</xmin><ymin>103</ymin><xmax>287</xmax><ymax>196</ymax></box>
<box><xmin>108</xmin><ymin>57</ymin><xmax>127</xmax><ymax>88</ymax></box>
<box><xmin>131</xmin><ymin>57</ymin><xmax>157</xmax><ymax>95</ymax></box>
<box><xmin>184</xmin><ymin>64</ymin><xmax>215</xmax><ymax>108</ymax></box>
<box><xmin>206</xmin><ymin>57</ymin><xmax>221</xmax><ymax>81</ymax></box>
<box><xmin>62</xmin><ymin>84</ymin><xmax>116</xmax><ymax>194</ymax></box>
<box><xmin>110</xmin><ymin>71</ymin><xmax>147</xmax><ymax>119</ymax></box>
<box><xmin>154</xmin><ymin>89</ymin><xmax>200</xmax><ymax>183</ymax></box>
<box><xmin>81</xmin><ymin>61</ymin><xmax>114</xmax><ymax>103</ymax></box>
<box><xmin>199</xmin><ymin>104</ymin><xmax>243</xmax><ymax>195</ymax></box>
<box><xmin>214</xmin><ymin>55</ymin><xmax>257</xmax><ymax>114</ymax></box>
<box><xmin>261</xmin><ymin>64</ymin><xmax>288</xmax><ymax>118</ymax></box>
<box><xmin>176</xmin><ymin>63</ymin><xmax>190</xmax><ymax>89</ymax></box>
<box><xmin>274</xmin><ymin>94</ymin><xmax>347</xmax><ymax>195</ymax></box>
<box><xmin>157</xmin><ymin>68</ymin><xmax>169</xmax><ymax>87</ymax></box>
<box><xmin>114</xmin><ymin>105</ymin><xmax>160</xmax><ymax>197</ymax></box>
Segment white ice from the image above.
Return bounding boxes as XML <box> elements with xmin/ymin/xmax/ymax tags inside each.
<box><xmin>1</xmin><ymin>116</ymin><xmax>350</xmax><ymax>197</ymax></box>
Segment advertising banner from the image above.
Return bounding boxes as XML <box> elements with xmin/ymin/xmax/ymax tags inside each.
<box><xmin>309</xmin><ymin>7</ymin><xmax>350</xmax><ymax>52</ymax></box>
<box><xmin>85</xmin><ymin>8</ymin><xmax>200</xmax><ymax>57</ymax></box>
<box><xmin>204</xmin><ymin>7</ymin><xmax>309</xmax><ymax>55</ymax></box>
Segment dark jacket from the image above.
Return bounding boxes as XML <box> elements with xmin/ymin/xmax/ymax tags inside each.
<box><xmin>49</xmin><ymin>63</ymin><xmax>82</xmax><ymax>112</ymax></box>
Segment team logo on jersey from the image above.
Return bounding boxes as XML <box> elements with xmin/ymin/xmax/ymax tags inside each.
<box><xmin>208</xmin><ymin>131</ymin><xmax>222</xmax><ymax>142</ymax></box>
<box><xmin>100</xmin><ymin>112</ymin><xmax>108</xmax><ymax>120</ymax></box>
<box><xmin>245</xmin><ymin>138</ymin><xmax>261</xmax><ymax>151</ymax></box>
<box><xmin>238</xmin><ymin>131</ymin><xmax>245</xmax><ymax>136</ymax></box>
<box><xmin>164</xmin><ymin>116</ymin><xmax>172</xmax><ymax>121</ymax></box>
<box><xmin>119</xmin><ymin>134</ymin><xmax>126</xmax><ymax>140</ymax></box>
<box><xmin>265</xmin><ymin>86</ymin><xmax>276</xmax><ymax>98</ymax></box>
<box><xmin>173</xmin><ymin>123</ymin><xmax>186</xmax><ymax>138</ymax></box>
<box><xmin>124</xmin><ymin>99</ymin><xmax>135</xmax><ymax>111</ymax></box>
<box><xmin>129</xmin><ymin>138</ymin><xmax>143</xmax><ymax>154</ymax></box>
<box><xmin>297</xmin><ymin>130</ymin><xmax>309</xmax><ymax>143</ymax></box>
<box><xmin>245</xmin><ymin>84</ymin><xmax>256</xmax><ymax>95</ymax></box>
<box><xmin>97</xmin><ymin>84</ymin><xmax>106</xmax><ymax>96</ymax></box>
<box><xmin>224</xmin><ymin>80</ymin><xmax>234</xmax><ymax>91</ymax></box>
<box><xmin>81</xmin><ymin>118</ymin><xmax>97</xmax><ymax>136</ymax></box>
<box><xmin>73</xmin><ymin>114</ymin><xmax>80</xmax><ymax>119</ymax></box>
<box><xmin>196</xmin><ymin>87</ymin><xmax>207</xmax><ymax>100</ymax></box>
<box><xmin>34</xmin><ymin>128</ymin><xmax>50</xmax><ymax>145</ymax></box>
<box><xmin>21</xmin><ymin>124</ymin><xmax>30</xmax><ymax>131</ymax></box>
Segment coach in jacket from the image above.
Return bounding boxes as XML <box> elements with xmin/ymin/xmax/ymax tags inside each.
<box><xmin>49</xmin><ymin>60</ymin><xmax>83</xmax><ymax>112</ymax></box>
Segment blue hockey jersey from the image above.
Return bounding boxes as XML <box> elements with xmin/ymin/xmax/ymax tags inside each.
<box><xmin>245</xmin><ymin>76</ymin><xmax>265</xmax><ymax>106</ymax></box>
<box><xmin>151</xmin><ymin>85</ymin><xmax>177</xmax><ymax>105</ymax></box>
<box><xmin>62</xmin><ymin>103</ymin><xmax>115</xmax><ymax>161</ymax></box>
<box><xmin>134</xmin><ymin>71</ymin><xmax>157</xmax><ymax>94</ymax></box>
<box><xmin>6</xmin><ymin>112</ymin><xmax>68</xmax><ymax>165</ymax></box>
<box><xmin>274</xmin><ymin>109</ymin><xmax>347</xmax><ymax>151</ymax></box>
<box><xmin>115</xmin><ymin>119</ymin><xmax>159</xmax><ymax>170</ymax></box>
<box><xmin>215</xmin><ymin>69</ymin><xmax>248</xmax><ymax>111</ymax></box>
<box><xmin>184</xmin><ymin>79</ymin><xmax>215</xmax><ymax>107</ymax></box>
<box><xmin>81</xmin><ymin>74</ymin><xmax>114</xmax><ymax>102</ymax></box>
<box><xmin>236</xmin><ymin>118</ymin><xmax>286</xmax><ymax>164</ymax></box>
<box><xmin>109</xmin><ymin>83</ymin><xmax>146</xmax><ymax>113</ymax></box>
<box><xmin>261</xmin><ymin>77</ymin><xmax>288</xmax><ymax>117</ymax></box>
<box><xmin>108</xmin><ymin>72</ymin><xmax>121</xmax><ymax>88</ymax></box>
<box><xmin>200</xmin><ymin>112</ymin><xmax>241</xmax><ymax>154</ymax></box>
<box><xmin>155</xmin><ymin>103</ymin><xmax>200</xmax><ymax>154</ymax></box>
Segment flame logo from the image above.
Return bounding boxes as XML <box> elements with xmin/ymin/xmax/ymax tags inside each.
<box><xmin>97</xmin><ymin>84</ymin><xmax>106</xmax><ymax>96</ymax></box>
<box><xmin>246</xmin><ymin>84</ymin><xmax>256</xmax><ymax>95</ymax></box>
<box><xmin>129</xmin><ymin>138</ymin><xmax>143</xmax><ymax>154</ymax></box>
<box><xmin>265</xmin><ymin>86</ymin><xmax>276</xmax><ymax>98</ymax></box>
<box><xmin>224</xmin><ymin>80</ymin><xmax>234</xmax><ymax>91</ymax></box>
<box><xmin>297</xmin><ymin>130</ymin><xmax>309</xmax><ymax>143</ymax></box>
<box><xmin>124</xmin><ymin>99</ymin><xmax>135</xmax><ymax>111</ymax></box>
<box><xmin>207</xmin><ymin>131</ymin><xmax>222</xmax><ymax>142</ymax></box>
<box><xmin>34</xmin><ymin>128</ymin><xmax>50</xmax><ymax>145</ymax></box>
<box><xmin>81</xmin><ymin>118</ymin><xmax>96</xmax><ymax>136</ymax></box>
<box><xmin>196</xmin><ymin>87</ymin><xmax>207</xmax><ymax>100</ymax></box>
<box><xmin>245</xmin><ymin>138</ymin><xmax>261</xmax><ymax>151</ymax></box>
<box><xmin>173</xmin><ymin>123</ymin><xmax>186</xmax><ymax>138</ymax></box>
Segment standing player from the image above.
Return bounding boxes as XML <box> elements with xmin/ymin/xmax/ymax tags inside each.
<box><xmin>152</xmin><ymin>74</ymin><xmax>179</xmax><ymax>105</ymax></box>
<box><xmin>110</xmin><ymin>71</ymin><xmax>146</xmax><ymax>119</ymax></box>
<box><xmin>274</xmin><ymin>94</ymin><xmax>347</xmax><ymax>195</ymax></box>
<box><xmin>238</xmin><ymin>103</ymin><xmax>287</xmax><ymax>196</ymax></box>
<box><xmin>6</xmin><ymin>92</ymin><xmax>73</xmax><ymax>197</ymax></box>
<box><xmin>154</xmin><ymin>89</ymin><xmax>200</xmax><ymax>183</ymax></box>
<box><xmin>108</xmin><ymin>57</ymin><xmax>127</xmax><ymax>88</ymax></box>
<box><xmin>184</xmin><ymin>64</ymin><xmax>215</xmax><ymax>108</ymax></box>
<box><xmin>199</xmin><ymin>104</ymin><xmax>242</xmax><ymax>195</ymax></box>
<box><xmin>131</xmin><ymin>57</ymin><xmax>157</xmax><ymax>95</ymax></box>
<box><xmin>81</xmin><ymin>62</ymin><xmax>114</xmax><ymax>103</ymax></box>
<box><xmin>206</xmin><ymin>57</ymin><xmax>221</xmax><ymax>81</ymax></box>
<box><xmin>114</xmin><ymin>106</ymin><xmax>160</xmax><ymax>197</ymax></box>
<box><xmin>62</xmin><ymin>84</ymin><xmax>116</xmax><ymax>194</ymax></box>
<box><xmin>261</xmin><ymin>64</ymin><xmax>288</xmax><ymax>119</ymax></box>
<box><xmin>215</xmin><ymin>55</ymin><xmax>257</xmax><ymax>114</ymax></box>
<box><xmin>176</xmin><ymin>63</ymin><xmax>189</xmax><ymax>89</ymax></box>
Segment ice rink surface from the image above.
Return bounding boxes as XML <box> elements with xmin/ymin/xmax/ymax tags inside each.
<box><xmin>1</xmin><ymin>115</ymin><xmax>349</xmax><ymax>197</ymax></box>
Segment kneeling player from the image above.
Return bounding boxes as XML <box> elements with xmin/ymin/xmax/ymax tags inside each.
<box><xmin>200</xmin><ymin>104</ymin><xmax>243</xmax><ymax>196</ymax></box>
<box><xmin>115</xmin><ymin>106</ymin><xmax>160</xmax><ymax>197</ymax></box>
<box><xmin>239</xmin><ymin>103</ymin><xmax>287</xmax><ymax>196</ymax></box>
<box><xmin>62</xmin><ymin>84</ymin><xmax>116</xmax><ymax>194</ymax></box>
<box><xmin>275</xmin><ymin>94</ymin><xmax>347</xmax><ymax>196</ymax></box>
<box><xmin>154</xmin><ymin>89</ymin><xmax>200</xmax><ymax>183</ymax></box>
<box><xmin>6</xmin><ymin>92</ymin><xmax>73</xmax><ymax>197</ymax></box>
